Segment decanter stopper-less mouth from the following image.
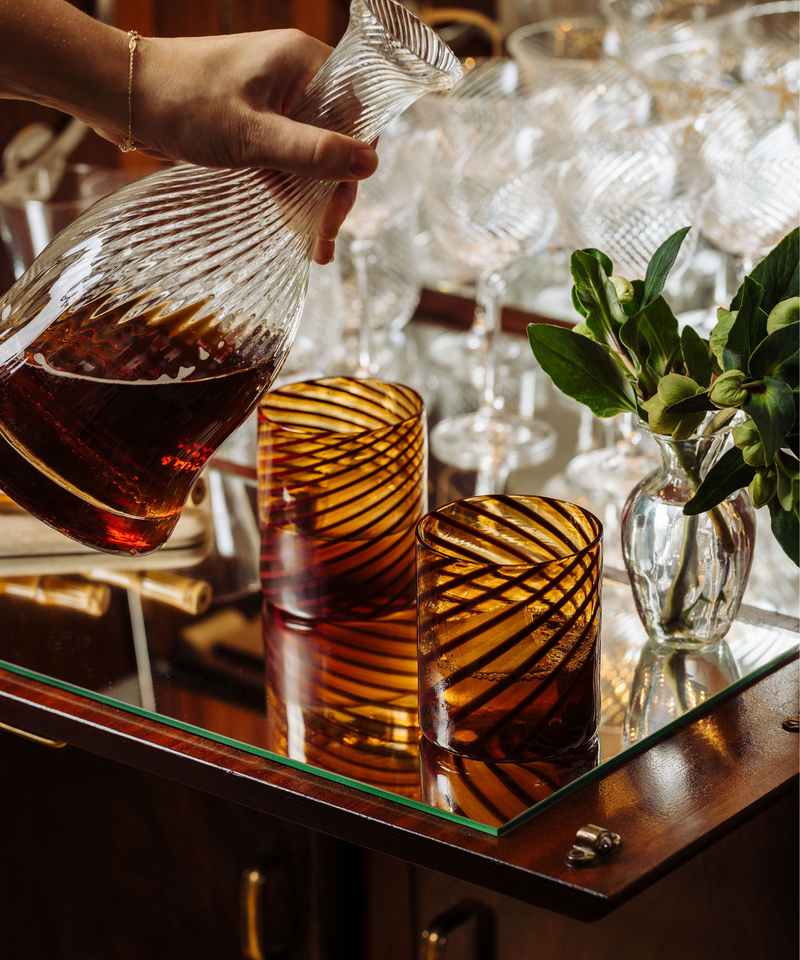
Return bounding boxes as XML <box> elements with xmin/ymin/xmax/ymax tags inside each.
<box><xmin>0</xmin><ymin>0</ymin><xmax>462</xmax><ymax>556</ymax></box>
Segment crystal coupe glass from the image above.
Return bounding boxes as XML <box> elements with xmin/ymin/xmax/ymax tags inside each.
<box><xmin>421</xmin><ymin>60</ymin><xmax>559</xmax><ymax>482</ymax></box>
<box><xmin>0</xmin><ymin>0</ymin><xmax>461</xmax><ymax>556</ymax></box>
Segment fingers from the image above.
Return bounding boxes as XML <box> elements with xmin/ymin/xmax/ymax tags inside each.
<box><xmin>319</xmin><ymin>181</ymin><xmax>358</xmax><ymax>240</ymax></box>
<box><xmin>241</xmin><ymin>114</ymin><xmax>379</xmax><ymax>182</ymax></box>
<box><xmin>312</xmin><ymin>181</ymin><xmax>359</xmax><ymax>265</ymax></box>
<box><xmin>313</xmin><ymin>238</ymin><xmax>336</xmax><ymax>266</ymax></box>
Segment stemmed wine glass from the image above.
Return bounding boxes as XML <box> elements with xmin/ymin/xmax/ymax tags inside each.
<box><xmin>697</xmin><ymin>82</ymin><xmax>800</xmax><ymax>301</ymax></box>
<box><xmin>552</xmin><ymin>117</ymin><xmax>712</xmax><ymax>503</ymax></box>
<box><xmin>420</xmin><ymin>59</ymin><xmax>559</xmax><ymax>486</ymax></box>
<box><xmin>338</xmin><ymin>121</ymin><xmax>421</xmax><ymax>377</ymax></box>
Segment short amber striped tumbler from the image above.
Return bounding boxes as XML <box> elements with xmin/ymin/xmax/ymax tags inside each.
<box><xmin>259</xmin><ymin>378</ymin><xmax>426</xmax><ymax>770</ymax></box>
<box><xmin>417</xmin><ymin>495</ymin><xmax>602</xmax><ymax>763</ymax></box>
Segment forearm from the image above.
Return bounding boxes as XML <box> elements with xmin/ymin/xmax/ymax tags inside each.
<box><xmin>0</xmin><ymin>0</ymin><xmax>129</xmax><ymax>138</ymax></box>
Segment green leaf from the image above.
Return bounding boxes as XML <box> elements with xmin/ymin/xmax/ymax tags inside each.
<box><xmin>742</xmin><ymin>376</ymin><xmax>796</xmax><ymax>464</ymax></box>
<box><xmin>619</xmin><ymin>317</ymin><xmax>643</xmax><ymax>378</ymax></box>
<box><xmin>684</xmin><ymin>446</ymin><xmax>757</xmax><ymax>516</ymax></box>
<box><xmin>665</xmin><ymin>391</ymin><xmax>716</xmax><ymax>414</ymax></box>
<box><xmin>776</xmin><ymin>454</ymin><xmax>799</xmax><ymax>513</ymax></box>
<box><xmin>768</xmin><ymin>496</ymin><xmax>799</xmax><ymax>566</ymax></box>
<box><xmin>642</xmin><ymin>226</ymin><xmax>691</xmax><ymax>307</ymax></box>
<box><xmin>709</xmin><ymin>308</ymin><xmax>736</xmax><ymax>367</ymax></box>
<box><xmin>722</xmin><ymin>276</ymin><xmax>765</xmax><ymax>372</ymax></box>
<box><xmin>637</xmin><ymin>296</ymin><xmax>680</xmax><ymax>376</ymax></box>
<box><xmin>582</xmin><ymin>248</ymin><xmax>613</xmax><ymax>276</ymax></box>
<box><xmin>570</xmin><ymin>250</ymin><xmax>628</xmax><ymax>350</ymax></box>
<box><xmin>732</xmin><ymin>227</ymin><xmax>799</xmax><ymax>317</ymax></box>
<box><xmin>748</xmin><ymin>322</ymin><xmax>800</xmax><ymax>389</ymax></box>
<box><xmin>571</xmin><ymin>285</ymin><xmax>588</xmax><ymax>319</ymax></box>
<box><xmin>680</xmin><ymin>325</ymin><xmax>712</xmax><ymax>387</ymax></box>
<box><xmin>527</xmin><ymin>323</ymin><xmax>639</xmax><ymax>418</ymax></box>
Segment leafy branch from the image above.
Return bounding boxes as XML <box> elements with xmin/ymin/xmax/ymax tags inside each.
<box><xmin>528</xmin><ymin>227</ymin><xmax>799</xmax><ymax>565</ymax></box>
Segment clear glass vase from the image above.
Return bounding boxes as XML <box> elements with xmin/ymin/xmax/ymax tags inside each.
<box><xmin>621</xmin><ymin>426</ymin><xmax>755</xmax><ymax>648</ymax></box>
<box><xmin>0</xmin><ymin>0</ymin><xmax>460</xmax><ymax>556</ymax></box>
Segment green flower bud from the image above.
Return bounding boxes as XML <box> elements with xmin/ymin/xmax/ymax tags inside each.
<box><xmin>749</xmin><ymin>470</ymin><xmax>776</xmax><ymax>509</ymax></box>
<box><xmin>766</xmin><ymin>296</ymin><xmax>800</xmax><ymax>334</ymax></box>
<box><xmin>643</xmin><ymin>395</ymin><xmax>703</xmax><ymax>440</ymax></box>
<box><xmin>732</xmin><ymin>421</ymin><xmax>759</xmax><ymax>449</ymax></box>
<box><xmin>657</xmin><ymin>373</ymin><xmax>700</xmax><ymax>408</ymax></box>
<box><xmin>708</xmin><ymin>370</ymin><xmax>748</xmax><ymax>408</ymax></box>
<box><xmin>610</xmin><ymin>276</ymin><xmax>635</xmax><ymax>303</ymax></box>
<box><xmin>732</xmin><ymin>420</ymin><xmax>766</xmax><ymax>466</ymax></box>
<box><xmin>643</xmin><ymin>396</ymin><xmax>679</xmax><ymax>435</ymax></box>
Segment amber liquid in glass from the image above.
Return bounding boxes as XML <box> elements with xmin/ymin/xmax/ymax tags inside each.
<box><xmin>0</xmin><ymin>300</ymin><xmax>276</xmax><ymax>554</ymax></box>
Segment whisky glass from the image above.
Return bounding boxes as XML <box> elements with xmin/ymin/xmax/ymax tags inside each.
<box><xmin>417</xmin><ymin>495</ymin><xmax>602</xmax><ymax>762</ymax></box>
<box><xmin>259</xmin><ymin>377</ymin><xmax>426</xmax><ymax>770</ymax></box>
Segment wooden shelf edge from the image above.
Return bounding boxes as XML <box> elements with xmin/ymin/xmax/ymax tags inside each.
<box><xmin>1</xmin><ymin>652</ymin><xmax>797</xmax><ymax>922</ymax></box>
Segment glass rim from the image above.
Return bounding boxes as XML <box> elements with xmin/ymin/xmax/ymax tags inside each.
<box><xmin>258</xmin><ymin>375</ymin><xmax>425</xmax><ymax>438</ymax></box>
<box><xmin>415</xmin><ymin>494</ymin><xmax>603</xmax><ymax>567</ymax></box>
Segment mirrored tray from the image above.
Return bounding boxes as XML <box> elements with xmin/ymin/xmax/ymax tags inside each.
<box><xmin>0</xmin><ymin>323</ymin><xmax>797</xmax><ymax>837</ymax></box>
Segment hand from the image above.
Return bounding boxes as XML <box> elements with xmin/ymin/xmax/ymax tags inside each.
<box><xmin>105</xmin><ymin>31</ymin><xmax>378</xmax><ymax>264</ymax></box>
<box><xmin>0</xmin><ymin>1</ymin><xmax>378</xmax><ymax>265</ymax></box>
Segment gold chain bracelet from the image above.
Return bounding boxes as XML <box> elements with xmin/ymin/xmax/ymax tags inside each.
<box><xmin>119</xmin><ymin>30</ymin><xmax>141</xmax><ymax>153</ymax></box>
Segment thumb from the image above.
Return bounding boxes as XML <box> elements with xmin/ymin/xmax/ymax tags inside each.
<box><xmin>242</xmin><ymin>114</ymin><xmax>379</xmax><ymax>181</ymax></box>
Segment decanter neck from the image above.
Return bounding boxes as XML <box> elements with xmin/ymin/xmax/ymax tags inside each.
<box><xmin>289</xmin><ymin>0</ymin><xmax>462</xmax><ymax>144</ymax></box>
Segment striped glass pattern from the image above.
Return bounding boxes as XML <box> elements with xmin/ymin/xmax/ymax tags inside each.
<box><xmin>259</xmin><ymin>377</ymin><xmax>426</xmax><ymax>765</ymax></box>
<box><xmin>417</xmin><ymin>495</ymin><xmax>602</xmax><ymax>762</ymax></box>
<box><xmin>420</xmin><ymin>735</ymin><xmax>599</xmax><ymax>827</ymax></box>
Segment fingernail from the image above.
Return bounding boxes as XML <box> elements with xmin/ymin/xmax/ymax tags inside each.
<box><xmin>349</xmin><ymin>147</ymin><xmax>377</xmax><ymax>178</ymax></box>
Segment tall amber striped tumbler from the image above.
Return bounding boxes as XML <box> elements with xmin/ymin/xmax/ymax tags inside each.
<box><xmin>417</xmin><ymin>496</ymin><xmax>602</xmax><ymax>763</ymax></box>
<box><xmin>258</xmin><ymin>378</ymin><xmax>426</xmax><ymax>771</ymax></box>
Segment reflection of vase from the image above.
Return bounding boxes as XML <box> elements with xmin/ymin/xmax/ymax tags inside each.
<box><xmin>621</xmin><ymin>426</ymin><xmax>755</xmax><ymax>648</ymax></box>
<box><xmin>623</xmin><ymin>638</ymin><xmax>740</xmax><ymax>748</ymax></box>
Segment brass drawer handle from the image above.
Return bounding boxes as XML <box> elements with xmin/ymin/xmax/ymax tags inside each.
<box><xmin>420</xmin><ymin>899</ymin><xmax>496</xmax><ymax>960</ymax></box>
<box><xmin>0</xmin><ymin>720</ymin><xmax>66</xmax><ymax>748</ymax></box>
<box><xmin>240</xmin><ymin>856</ymin><xmax>297</xmax><ymax>960</ymax></box>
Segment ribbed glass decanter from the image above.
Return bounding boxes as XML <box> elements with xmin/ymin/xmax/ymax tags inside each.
<box><xmin>0</xmin><ymin>0</ymin><xmax>461</xmax><ymax>556</ymax></box>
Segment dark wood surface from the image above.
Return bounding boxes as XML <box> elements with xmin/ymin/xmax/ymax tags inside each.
<box><xmin>1</xmin><ymin>650</ymin><xmax>796</xmax><ymax>922</ymax></box>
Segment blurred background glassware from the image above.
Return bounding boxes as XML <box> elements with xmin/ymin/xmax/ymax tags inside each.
<box><xmin>274</xmin><ymin>260</ymin><xmax>345</xmax><ymax>386</ymax></box>
<box><xmin>551</xmin><ymin>122</ymin><xmax>710</xmax><ymax>504</ymax></box>
<box><xmin>507</xmin><ymin>18</ymin><xmax>652</xmax><ymax>131</ymax></box>
<box><xmin>623</xmin><ymin>637</ymin><xmax>740</xmax><ymax>748</ymax></box>
<box><xmin>259</xmin><ymin>377</ymin><xmax>426</xmax><ymax>765</ymax></box>
<box><xmin>0</xmin><ymin>161</ymin><xmax>128</xmax><ymax>279</ymax></box>
<box><xmin>337</xmin><ymin>117</ymin><xmax>422</xmax><ymax>377</ymax></box>
<box><xmin>417</xmin><ymin>495</ymin><xmax>602</xmax><ymax>763</ymax></box>
<box><xmin>696</xmin><ymin>83</ymin><xmax>800</xmax><ymax>291</ymax></box>
<box><xmin>506</xmin><ymin>16</ymin><xmax>609</xmax><ymax>96</ymax></box>
<box><xmin>419</xmin><ymin>59</ymin><xmax>559</xmax><ymax>485</ymax></box>
<box><xmin>718</xmin><ymin>0</ymin><xmax>800</xmax><ymax>91</ymax></box>
<box><xmin>554</xmin><ymin>122</ymin><xmax>712</xmax><ymax>280</ymax></box>
<box><xmin>564</xmin><ymin>412</ymin><xmax>660</xmax><ymax>513</ymax></box>
<box><xmin>599</xmin><ymin>0</ymin><xmax>751</xmax><ymax>60</ymax></box>
<box><xmin>202</xmin><ymin>419</ymin><xmax>261</xmax><ymax>603</ymax></box>
<box><xmin>0</xmin><ymin>0</ymin><xmax>461</xmax><ymax>557</ymax></box>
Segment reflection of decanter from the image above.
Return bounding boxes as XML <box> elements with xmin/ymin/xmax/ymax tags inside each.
<box><xmin>0</xmin><ymin>0</ymin><xmax>461</xmax><ymax>556</ymax></box>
